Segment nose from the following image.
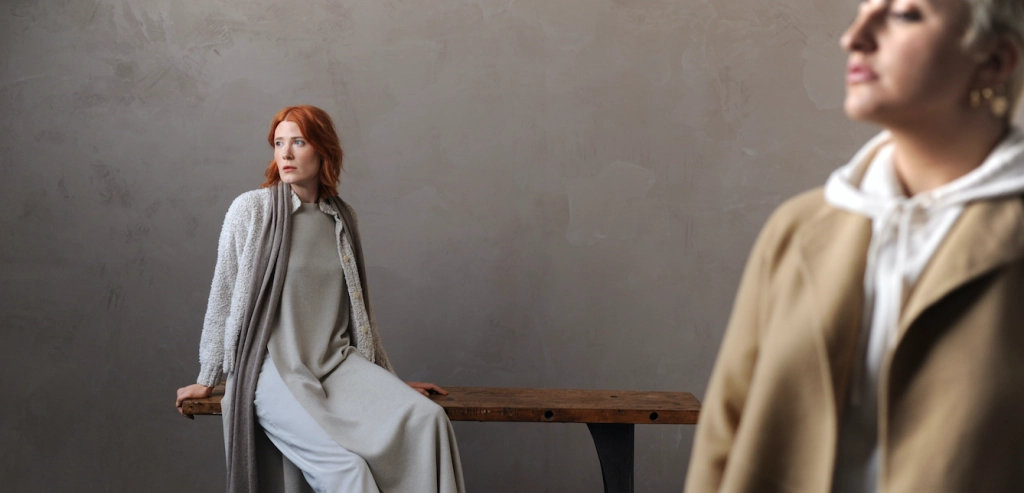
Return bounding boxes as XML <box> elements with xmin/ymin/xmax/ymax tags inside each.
<box><xmin>840</xmin><ymin>2</ymin><xmax>881</xmax><ymax>54</ymax></box>
<box><xmin>281</xmin><ymin>142</ymin><xmax>294</xmax><ymax>160</ymax></box>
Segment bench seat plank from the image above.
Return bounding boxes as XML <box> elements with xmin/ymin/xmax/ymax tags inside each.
<box><xmin>433</xmin><ymin>387</ymin><xmax>698</xmax><ymax>424</ymax></box>
<box><xmin>182</xmin><ymin>383</ymin><xmax>699</xmax><ymax>425</ymax></box>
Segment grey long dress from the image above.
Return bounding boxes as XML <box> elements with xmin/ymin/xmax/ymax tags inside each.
<box><xmin>258</xmin><ymin>202</ymin><xmax>464</xmax><ymax>493</ymax></box>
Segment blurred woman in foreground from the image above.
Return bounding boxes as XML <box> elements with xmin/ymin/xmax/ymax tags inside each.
<box><xmin>687</xmin><ymin>1</ymin><xmax>1024</xmax><ymax>491</ymax></box>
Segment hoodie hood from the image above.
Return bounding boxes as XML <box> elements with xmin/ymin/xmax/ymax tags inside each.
<box><xmin>826</xmin><ymin>126</ymin><xmax>1024</xmax><ymax>216</ymax></box>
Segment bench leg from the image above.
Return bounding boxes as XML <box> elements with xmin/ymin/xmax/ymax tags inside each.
<box><xmin>586</xmin><ymin>423</ymin><xmax>634</xmax><ymax>493</ymax></box>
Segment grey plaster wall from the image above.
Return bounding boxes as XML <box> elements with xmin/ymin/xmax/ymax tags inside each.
<box><xmin>1</xmin><ymin>0</ymin><xmax>877</xmax><ymax>491</ymax></box>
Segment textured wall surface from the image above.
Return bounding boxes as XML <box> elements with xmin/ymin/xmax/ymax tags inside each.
<box><xmin>1</xmin><ymin>0</ymin><xmax>878</xmax><ymax>491</ymax></box>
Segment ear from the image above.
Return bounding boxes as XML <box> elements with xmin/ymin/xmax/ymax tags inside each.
<box><xmin>974</xmin><ymin>34</ymin><xmax>1021</xmax><ymax>89</ymax></box>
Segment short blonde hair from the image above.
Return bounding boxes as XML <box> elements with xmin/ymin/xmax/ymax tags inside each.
<box><xmin>963</xmin><ymin>0</ymin><xmax>1024</xmax><ymax>109</ymax></box>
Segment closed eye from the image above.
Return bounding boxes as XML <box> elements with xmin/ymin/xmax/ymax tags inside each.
<box><xmin>890</xmin><ymin>10</ymin><xmax>922</xmax><ymax>22</ymax></box>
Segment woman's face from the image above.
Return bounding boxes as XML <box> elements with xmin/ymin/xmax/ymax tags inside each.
<box><xmin>841</xmin><ymin>0</ymin><xmax>978</xmax><ymax>125</ymax></box>
<box><xmin>273</xmin><ymin>120</ymin><xmax>321</xmax><ymax>191</ymax></box>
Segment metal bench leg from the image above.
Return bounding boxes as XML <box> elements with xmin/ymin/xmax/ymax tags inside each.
<box><xmin>587</xmin><ymin>423</ymin><xmax>634</xmax><ymax>493</ymax></box>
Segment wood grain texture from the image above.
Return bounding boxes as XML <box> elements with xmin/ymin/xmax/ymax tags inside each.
<box><xmin>181</xmin><ymin>382</ymin><xmax>700</xmax><ymax>424</ymax></box>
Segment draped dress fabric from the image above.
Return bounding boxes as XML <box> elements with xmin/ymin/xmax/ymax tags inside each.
<box><xmin>219</xmin><ymin>193</ymin><xmax>465</xmax><ymax>493</ymax></box>
<box><xmin>267</xmin><ymin>201</ymin><xmax>356</xmax><ymax>402</ymax></box>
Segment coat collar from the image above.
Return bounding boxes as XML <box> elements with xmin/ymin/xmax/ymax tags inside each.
<box><xmin>899</xmin><ymin>195</ymin><xmax>1024</xmax><ymax>337</ymax></box>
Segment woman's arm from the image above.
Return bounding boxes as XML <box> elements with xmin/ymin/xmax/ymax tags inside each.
<box><xmin>338</xmin><ymin>200</ymin><xmax>399</xmax><ymax>377</ymax></box>
<box><xmin>684</xmin><ymin>219</ymin><xmax>774</xmax><ymax>493</ymax></box>
<box><xmin>195</xmin><ymin>195</ymin><xmax>252</xmax><ymax>387</ymax></box>
<box><xmin>368</xmin><ymin>303</ymin><xmax>396</xmax><ymax>375</ymax></box>
<box><xmin>176</xmin><ymin>196</ymin><xmax>252</xmax><ymax>417</ymax></box>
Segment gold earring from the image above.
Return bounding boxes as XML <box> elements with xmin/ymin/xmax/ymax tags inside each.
<box><xmin>992</xmin><ymin>94</ymin><xmax>1010</xmax><ymax>118</ymax></box>
<box><xmin>984</xmin><ymin>87</ymin><xmax>1010</xmax><ymax>119</ymax></box>
<box><xmin>971</xmin><ymin>87</ymin><xmax>1010</xmax><ymax>118</ymax></box>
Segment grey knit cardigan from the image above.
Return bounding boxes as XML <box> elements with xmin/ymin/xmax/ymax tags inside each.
<box><xmin>196</xmin><ymin>187</ymin><xmax>395</xmax><ymax>387</ymax></box>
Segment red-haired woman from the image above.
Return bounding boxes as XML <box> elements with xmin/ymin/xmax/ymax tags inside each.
<box><xmin>175</xmin><ymin>105</ymin><xmax>465</xmax><ymax>493</ymax></box>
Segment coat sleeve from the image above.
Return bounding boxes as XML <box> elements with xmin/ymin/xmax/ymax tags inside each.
<box><xmin>195</xmin><ymin>197</ymin><xmax>249</xmax><ymax>387</ymax></box>
<box><xmin>684</xmin><ymin>216</ymin><xmax>776</xmax><ymax>493</ymax></box>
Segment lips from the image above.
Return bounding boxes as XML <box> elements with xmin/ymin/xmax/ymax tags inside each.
<box><xmin>847</xmin><ymin>62</ymin><xmax>877</xmax><ymax>84</ymax></box>
<box><xmin>282</xmin><ymin>166</ymin><xmax>296</xmax><ymax>172</ymax></box>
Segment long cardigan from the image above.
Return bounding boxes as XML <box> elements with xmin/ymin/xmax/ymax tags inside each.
<box><xmin>197</xmin><ymin>187</ymin><xmax>394</xmax><ymax>388</ymax></box>
<box><xmin>200</xmin><ymin>187</ymin><xmax>396</xmax><ymax>493</ymax></box>
<box><xmin>685</xmin><ymin>188</ymin><xmax>1024</xmax><ymax>493</ymax></box>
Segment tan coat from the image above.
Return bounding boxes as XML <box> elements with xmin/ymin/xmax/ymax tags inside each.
<box><xmin>685</xmin><ymin>188</ymin><xmax>1024</xmax><ymax>493</ymax></box>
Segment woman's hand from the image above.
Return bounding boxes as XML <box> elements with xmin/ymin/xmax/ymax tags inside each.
<box><xmin>176</xmin><ymin>383</ymin><xmax>214</xmax><ymax>419</ymax></box>
<box><xmin>407</xmin><ymin>382</ymin><xmax>448</xmax><ymax>397</ymax></box>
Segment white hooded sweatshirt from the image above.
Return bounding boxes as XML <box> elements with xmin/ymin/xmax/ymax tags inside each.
<box><xmin>824</xmin><ymin>126</ymin><xmax>1024</xmax><ymax>493</ymax></box>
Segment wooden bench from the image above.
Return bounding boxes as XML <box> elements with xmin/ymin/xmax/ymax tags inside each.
<box><xmin>183</xmin><ymin>384</ymin><xmax>700</xmax><ymax>493</ymax></box>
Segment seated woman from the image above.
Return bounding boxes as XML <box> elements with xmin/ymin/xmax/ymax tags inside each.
<box><xmin>687</xmin><ymin>1</ymin><xmax>1024</xmax><ymax>492</ymax></box>
<box><xmin>175</xmin><ymin>105</ymin><xmax>465</xmax><ymax>493</ymax></box>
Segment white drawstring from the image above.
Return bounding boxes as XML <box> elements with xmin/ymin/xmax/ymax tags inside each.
<box><xmin>851</xmin><ymin>200</ymin><xmax>900</xmax><ymax>405</ymax></box>
<box><xmin>850</xmin><ymin>199</ymin><xmax>931</xmax><ymax>406</ymax></box>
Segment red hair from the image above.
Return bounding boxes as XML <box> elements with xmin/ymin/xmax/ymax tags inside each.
<box><xmin>261</xmin><ymin>105</ymin><xmax>343</xmax><ymax>198</ymax></box>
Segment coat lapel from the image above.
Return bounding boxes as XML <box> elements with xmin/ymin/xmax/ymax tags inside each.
<box><xmin>786</xmin><ymin>196</ymin><xmax>1024</xmax><ymax>414</ymax></box>
<box><xmin>898</xmin><ymin>196</ymin><xmax>1024</xmax><ymax>338</ymax></box>
<box><xmin>795</xmin><ymin>205</ymin><xmax>874</xmax><ymax>409</ymax></box>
